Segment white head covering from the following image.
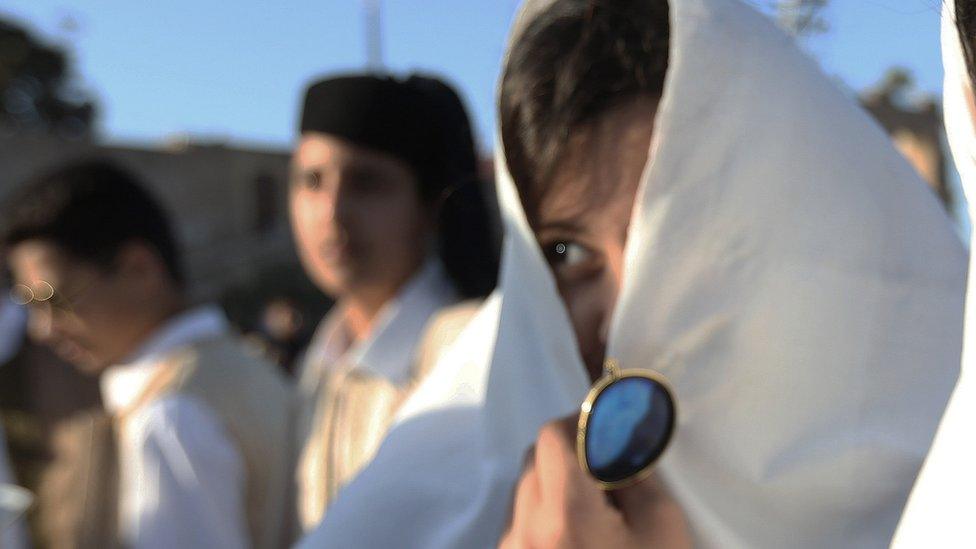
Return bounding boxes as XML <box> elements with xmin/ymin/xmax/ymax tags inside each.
<box><xmin>892</xmin><ymin>2</ymin><xmax>976</xmax><ymax>546</ymax></box>
<box><xmin>299</xmin><ymin>0</ymin><xmax>966</xmax><ymax>547</ymax></box>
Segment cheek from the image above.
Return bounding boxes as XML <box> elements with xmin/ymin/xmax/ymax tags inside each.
<box><xmin>360</xmin><ymin>193</ymin><xmax>429</xmax><ymax>251</ymax></box>
<box><xmin>289</xmin><ymin>192</ymin><xmax>332</xmax><ymax>277</ymax></box>
<box><xmin>557</xmin><ymin>272</ymin><xmax>618</xmax><ymax>379</ymax></box>
<box><xmin>57</xmin><ymin>303</ymin><xmax>124</xmax><ymax>355</ymax></box>
<box><xmin>290</xmin><ymin>191</ymin><xmax>325</xmax><ymax>244</ymax></box>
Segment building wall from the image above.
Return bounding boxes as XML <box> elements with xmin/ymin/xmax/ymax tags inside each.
<box><xmin>0</xmin><ymin>135</ymin><xmax>300</xmax><ymax>303</ymax></box>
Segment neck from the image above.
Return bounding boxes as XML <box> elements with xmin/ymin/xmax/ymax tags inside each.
<box><xmin>115</xmin><ymin>295</ymin><xmax>188</xmax><ymax>363</ymax></box>
<box><xmin>342</xmin><ymin>292</ymin><xmax>389</xmax><ymax>343</ymax></box>
<box><xmin>339</xmin><ymin>262</ymin><xmax>427</xmax><ymax>342</ymax></box>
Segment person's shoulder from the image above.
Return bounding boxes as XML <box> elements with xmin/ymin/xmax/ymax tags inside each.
<box><xmin>185</xmin><ymin>334</ymin><xmax>288</xmax><ymax>383</ymax></box>
<box><xmin>139</xmin><ymin>393</ymin><xmax>219</xmax><ymax>431</ymax></box>
<box><xmin>136</xmin><ymin>394</ymin><xmax>229</xmax><ymax>447</ymax></box>
<box><xmin>413</xmin><ymin>299</ymin><xmax>484</xmax><ymax>380</ymax></box>
<box><xmin>168</xmin><ymin>335</ymin><xmax>292</xmax><ymax>414</ymax></box>
<box><xmin>428</xmin><ymin>300</ymin><xmax>483</xmax><ymax>336</ymax></box>
<box><xmin>132</xmin><ymin>395</ymin><xmax>244</xmax><ymax>472</ymax></box>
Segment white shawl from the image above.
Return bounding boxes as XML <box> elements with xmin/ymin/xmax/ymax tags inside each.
<box><xmin>299</xmin><ymin>1</ymin><xmax>966</xmax><ymax>547</ymax></box>
<box><xmin>892</xmin><ymin>1</ymin><xmax>976</xmax><ymax>546</ymax></box>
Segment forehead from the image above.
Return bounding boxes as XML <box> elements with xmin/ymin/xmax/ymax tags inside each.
<box><xmin>293</xmin><ymin>132</ymin><xmax>409</xmax><ymax>174</ymax></box>
<box><xmin>295</xmin><ymin>133</ymin><xmax>346</xmax><ymax>167</ymax></box>
<box><xmin>7</xmin><ymin>240</ymin><xmax>77</xmax><ymax>284</ymax></box>
<box><xmin>530</xmin><ymin>99</ymin><xmax>658</xmax><ymax>227</ymax></box>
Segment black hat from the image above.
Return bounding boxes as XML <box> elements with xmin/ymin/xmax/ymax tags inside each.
<box><xmin>299</xmin><ymin>73</ymin><xmax>476</xmax><ymax>201</ymax></box>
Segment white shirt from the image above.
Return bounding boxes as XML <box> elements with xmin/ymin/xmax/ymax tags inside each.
<box><xmin>297</xmin><ymin>259</ymin><xmax>459</xmax><ymax>418</ymax></box>
<box><xmin>101</xmin><ymin>305</ymin><xmax>248</xmax><ymax>549</ymax></box>
<box><xmin>295</xmin><ymin>259</ymin><xmax>459</xmax><ymax>531</ymax></box>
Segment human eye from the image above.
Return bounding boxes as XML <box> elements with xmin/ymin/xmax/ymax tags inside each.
<box><xmin>291</xmin><ymin>169</ymin><xmax>323</xmax><ymax>191</ymax></box>
<box><xmin>541</xmin><ymin>240</ymin><xmax>599</xmax><ymax>279</ymax></box>
<box><xmin>543</xmin><ymin>240</ymin><xmax>588</xmax><ymax>266</ymax></box>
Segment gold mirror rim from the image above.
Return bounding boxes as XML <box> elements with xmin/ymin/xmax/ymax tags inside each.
<box><xmin>576</xmin><ymin>368</ymin><xmax>677</xmax><ymax>490</ymax></box>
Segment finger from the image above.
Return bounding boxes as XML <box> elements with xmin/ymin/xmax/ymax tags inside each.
<box><xmin>505</xmin><ymin>464</ymin><xmax>541</xmax><ymax>543</ymax></box>
<box><xmin>522</xmin><ymin>445</ymin><xmax>536</xmax><ymax>474</ymax></box>
<box><xmin>610</xmin><ymin>471</ymin><xmax>666</xmax><ymax>519</ymax></box>
<box><xmin>510</xmin><ymin>444</ymin><xmax>538</xmax><ymax>517</ymax></box>
<box><xmin>501</xmin><ymin>444</ymin><xmax>542</xmax><ymax>545</ymax></box>
<box><xmin>534</xmin><ymin>417</ymin><xmax>605</xmax><ymax>517</ymax></box>
<box><xmin>611</xmin><ymin>472</ymin><xmax>689</xmax><ymax>543</ymax></box>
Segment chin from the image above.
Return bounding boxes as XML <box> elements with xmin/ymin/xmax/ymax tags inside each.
<box><xmin>76</xmin><ymin>362</ymin><xmax>109</xmax><ymax>377</ymax></box>
<box><xmin>318</xmin><ymin>266</ymin><xmax>370</xmax><ymax>298</ymax></box>
<box><xmin>315</xmin><ymin>274</ymin><xmax>352</xmax><ymax>299</ymax></box>
<box><xmin>59</xmin><ymin>348</ymin><xmax>108</xmax><ymax>376</ymax></box>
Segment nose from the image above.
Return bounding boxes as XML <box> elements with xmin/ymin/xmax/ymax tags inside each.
<box><xmin>331</xmin><ymin>177</ymin><xmax>357</xmax><ymax>230</ymax></box>
<box><xmin>305</xmin><ymin>174</ymin><xmax>354</xmax><ymax>232</ymax></box>
<box><xmin>600</xmin><ymin>267</ymin><xmax>626</xmax><ymax>347</ymax></box>
<box><xmin>26</xmin><ymin>304</ymin><xmax>55</xmax><ymax>344</ymax></box>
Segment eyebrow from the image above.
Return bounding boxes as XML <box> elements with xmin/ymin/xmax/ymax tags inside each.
<box><xmin>534</xmin><ymin>189</ymin><xmax>599</xmax><ymax>227</ymax></box>
<box><xmin>291</xmin><ymin>162</ymin><xmax>334</xmax><ymax>176</ymax></box>
<box><xmin>534</xmin><ymin>217</ymin><xmax>585</xmax><ymax>232</ymax></box>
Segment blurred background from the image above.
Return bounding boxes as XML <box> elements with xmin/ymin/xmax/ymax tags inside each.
<box><xmin>0</xmin><ymin>0</ymin><xmax>965</xmax><ymax>542</ymax></box>
<box><xmin>0</xmin><ymin>0</ymin><xmax>962</xmax><ymax>309</ymax></box>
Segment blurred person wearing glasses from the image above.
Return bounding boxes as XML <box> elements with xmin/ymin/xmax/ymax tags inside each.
<box><xmin>290</xmin><ymin>73</ymin><xmax>498</xmax><ymax>534</ymax></box>
<box><xmin>1</xmin><ymin>160</ymin><xmax>291</xmax><ymax>549</ymax></box>
<box><xmin>1</xmin><ymin>268</ymin><xmax>104</xmax><ymax>549</ymax></box>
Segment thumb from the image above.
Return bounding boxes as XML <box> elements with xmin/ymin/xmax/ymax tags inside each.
<box><xmin>611</xmin><ymin>473</ymin><xmax>692</xmax><ymax>547</ymax></box>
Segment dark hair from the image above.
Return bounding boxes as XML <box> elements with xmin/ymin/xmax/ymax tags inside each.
<box><xmin>406</xmin><ymin>75</ymin><xmax>499</xmax><ymax>298</ymax></box>
<box><xmin>500</xmin><ymin>0</ymin><xmax>670</xmax><ymax>219</ymax></box>
<box><xmin>1</xmin><ymin>159</ymin><xmax>185</xmax><ymax>287</ymax></box>
<box><xmin>958</xmin><ymin>0</ymin><xmax>976</xmax><ymax>85</ymax></box>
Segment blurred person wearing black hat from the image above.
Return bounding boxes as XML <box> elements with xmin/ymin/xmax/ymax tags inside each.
<box><xmin>291</xmin><ymin>73</ymin><xmax>498</xmax><ymax>532</ymax></box>
<box><xmin>2</xmin><ymin>160</ymin><xmax>291</xmax><ymax>549</ymax></box>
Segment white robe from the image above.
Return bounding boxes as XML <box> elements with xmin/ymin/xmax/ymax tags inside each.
<box><xmin>299</xmin><ymin>0</ymin><xmax>966</xmax><ymax>547</ymax></box>
<box><xmin>892</xmin><ymin>2</ymin><xmax>976</xmax><ymax>546</ymax></box>
<box><xmin>102</xmin><ymin>305</ymin><xmax>248</xmax><ymax>549</ymax></box>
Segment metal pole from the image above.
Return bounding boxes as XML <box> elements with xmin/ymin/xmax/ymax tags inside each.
<box><xmin>362</xmin><ymin>0</ymin><xmax>384</xmax><ymax>71</ymax></box>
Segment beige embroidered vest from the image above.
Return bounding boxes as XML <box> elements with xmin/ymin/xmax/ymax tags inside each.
<box><xmin>296</xmin><ymin>301</ymin><xmax>480</xmax><ymax>531</ymax></box>
<box><xmin>37</xmin><ymin>334</ymin><xmax>292</xmax><ymax>549</ymax></box>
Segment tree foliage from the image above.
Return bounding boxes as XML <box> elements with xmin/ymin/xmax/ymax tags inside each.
<box><xmin>0</xmin><ymin>18</ymin><xmax>96</xmax><ymax>137</ymax></box>
<box><xmin>772</xmin><ymin>0</ymin><xmax>829</xmax><ymax>37</ymax></box>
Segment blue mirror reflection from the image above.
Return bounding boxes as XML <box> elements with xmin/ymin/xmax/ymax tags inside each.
<box><xmin>584</xmin><ymin>376</ymin><xmax>674</xmax><ymax>484</ymax></box>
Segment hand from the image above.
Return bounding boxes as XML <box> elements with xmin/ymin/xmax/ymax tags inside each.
<box><xmin>499</xmin><ymin>416</ymin><xmax>691</xmax><ymax>549</ymax></box>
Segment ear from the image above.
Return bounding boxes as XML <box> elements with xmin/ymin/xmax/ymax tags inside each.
<box><xmin>113</xmin><ymin>241</ymin><xmax>169</xmax><ymax>287</ymax></box>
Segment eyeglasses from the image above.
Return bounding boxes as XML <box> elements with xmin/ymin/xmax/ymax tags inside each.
<box><xmin>577</xmin><ymin>359</ymin><xmax>676</xmax><ymax>489</ymax></box>
<box><xmin>9</xmin><ymin>276</ymin><xmax>100</xmax><ymax>317</ymax></box>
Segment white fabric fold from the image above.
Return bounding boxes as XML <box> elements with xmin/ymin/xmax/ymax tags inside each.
<box><xmin>892</xmin><ymin>2</ymin><xmax>976</xmax><ymax>546</ymax></box>
<box><xmin>299</xmin><ymin>1</ymin><xmax>966</xmax><ymax>547</ymax></box>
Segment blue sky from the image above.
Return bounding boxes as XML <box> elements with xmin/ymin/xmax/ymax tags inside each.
<box><xmin>0</xmin><ymin>1</ymin><xmax>949</xmax><ymax>153</ymax></box>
